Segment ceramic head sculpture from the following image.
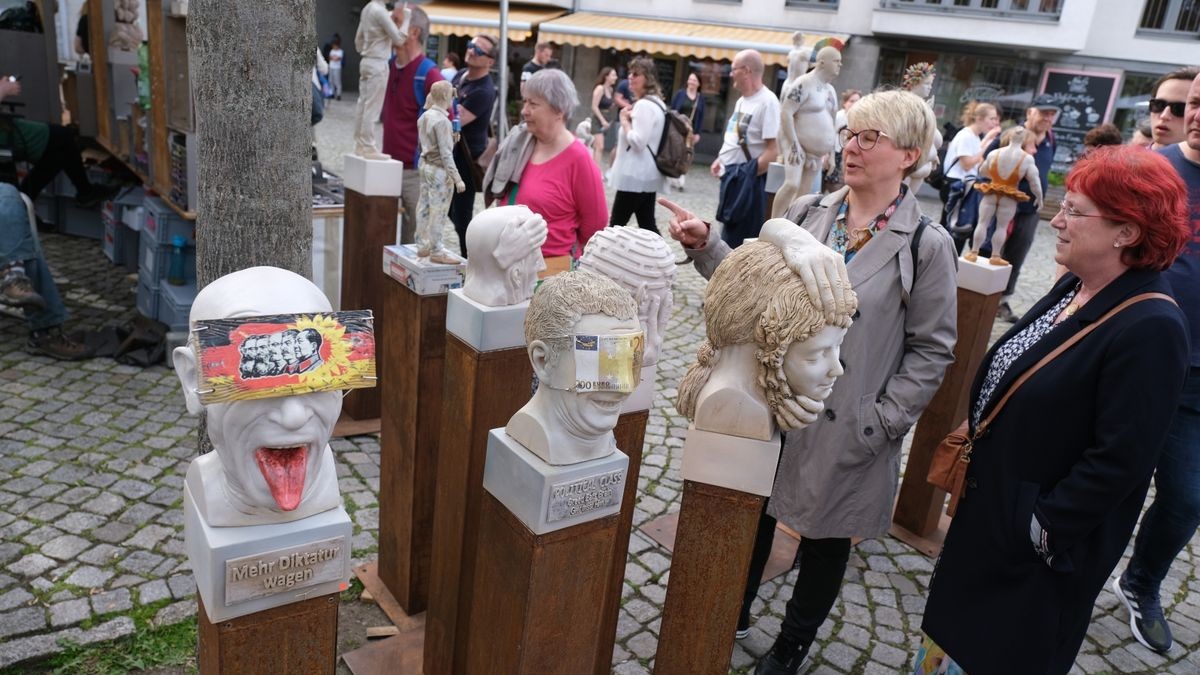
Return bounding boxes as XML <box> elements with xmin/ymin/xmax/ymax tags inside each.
<box><xmin>902</xmin><ymin>62</ymin><xmax>936</xmax><ymax>101</ymax></box>
<box><xmin>353</xmin><ymin>0</ymin><xmax>412</xmax><ymax>159</ymax></box>
<box><xmin>416</xmin><ymin>80</ymin><xmax>466</xmax><ymax>263</ymax></box>
<box><xmin>966</xmin><ymin>125</ymin><xmax>1042</xmax><ymax>265</ymax></box>
<box><xmin>173</xmin><ymin>267</ymin><xmax>342</xmax><ymax>526</ymax></box>
<box><xmin>577</xmin><ymin>227</ymin><xmax>676</xmax><ymax>367</ymax></box>
<box><xmin>506</xmin><ymin>270</ymin><xmax>643</xmax><ymax>465</ymax></box>
<box><xmin>462</xmin><ymin>206</ymin><xmax>548</xmax><ymax>307</ymax></box>
<box><xmin>677</xmin><ymin>240</ymin><xmax>855</xmax><ymax>440</ymax></box>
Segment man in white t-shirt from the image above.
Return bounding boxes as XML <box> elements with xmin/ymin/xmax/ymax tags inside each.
<box><xmin>711</xmin><ymin>49</ymin><xmax>780</xmax><ymax>246</ymax></box>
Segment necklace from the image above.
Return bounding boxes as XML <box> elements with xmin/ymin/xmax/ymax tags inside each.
<box><xmin>1057</xmin><ymin>282</ymin><xmax>1085</xmax><ymax>323</ymax></box>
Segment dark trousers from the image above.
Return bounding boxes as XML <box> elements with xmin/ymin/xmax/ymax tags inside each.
<box><xmin>740</xmin><ymin>501</ymin><xmax>852</xmax><ymax>655</ymax></box>
<box><xmin>449</xmin><ymin>145</ymin><xmax>480</xmax><ymax>257</ymax></box>
<box><xmin>1000</xmin><ymin>210</ymin><xmax>1039</xmax><ymax>297</ymax></box>
<box><xmin>19</xmin><ymin>124</ymin><xmax>91</xmax><ymax>202</ymax></box>
<box><xmin>610</xmin><ymin>190</ymin><xmax>658</xmax><ymax>234</ymax></box>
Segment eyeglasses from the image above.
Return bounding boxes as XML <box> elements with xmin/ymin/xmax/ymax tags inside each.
<box><xmin>467</xmin><ymin>40</ymin><xmax>494</xmax><ymax>59</ymax></box>
<box><xmin>1056</xmin><ymin>201</ymin><xmax>1107</xmax><ymax>220</ymax></box>
<box><xmin>838</xmin><ymin>128</ymin><xmax>890</xmax><ymax>151</ymax></box>
<box><xmin>1148</xmin><ymin>98</ymin><xmax>1186</xmax><ymax>117</ymax></box>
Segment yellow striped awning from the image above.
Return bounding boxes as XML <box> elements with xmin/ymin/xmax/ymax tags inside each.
<box><xmin>536</xmin><ymin>13</ymin><xmax>848</xmax><ymax>67</ymax></box>
<box><xmin>423</xmin><ymin>1</ymin><xmax>567</xmax><ymax>43</ymax></box>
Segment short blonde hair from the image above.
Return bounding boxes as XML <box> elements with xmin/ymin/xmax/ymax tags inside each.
<box><xmin>848</xmin><ymin>90</ymin><xmax>936</xmax><ymax>173</ymax></box>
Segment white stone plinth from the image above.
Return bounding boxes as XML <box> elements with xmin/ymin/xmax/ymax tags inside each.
<box><xmin>956</xmin><ymin>255</ymin><xmax>1013</xmax><ymax>295</ymax></box>
<box><xmin>445</xmin><ymin>289</ymin><xmax>528</xmax><ymax>351</ymax></box>
<box><xmin>343</xmin><ymin>154</ymin><xmax>404</xmax><ymax>197</ymax></box>
<box><xmin>681</xmin><ymin>425</ymin><xmax>781</xmax><ymax>496</ymax></box>
<box><xmin>383</xmin><ymin>244</ymin><xmax>465</xmax><ymax>296</ymax></box>
<box><xmin>620</xmin><ymin>364</ymin><xmax>657</xmax><ymax>413</ymax></box>
<box><xmin>766</xmin><ymin>161</ymin><xmax>786</xmax><ymax>194</ymax></box>
<box><xmin>184</xmin><ymin>484</ymin><xmax>353</xmax><ymax>623</ymax></box>
<box><xmin>483</xmin><ymin>429</ymin><xmax>628</xmax><ymax>535</ymax></box>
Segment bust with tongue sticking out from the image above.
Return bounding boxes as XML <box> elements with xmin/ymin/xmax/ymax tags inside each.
<box><xmin>172</xmin><ymin>267</ymin><xmax>344</xmax><ymax>527</ymax></box>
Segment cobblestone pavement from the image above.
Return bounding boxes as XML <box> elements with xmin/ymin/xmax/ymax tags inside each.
<box><xmin>1</xmin><ymin>98</ymin><xmax>1197</xmax><ymax>673</ymax></box>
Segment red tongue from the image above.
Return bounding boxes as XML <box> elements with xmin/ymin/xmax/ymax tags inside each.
<box><xmin>254</xmin><ymin>447</ymin><xmax>308</xmax><ymax>511</ymax></box>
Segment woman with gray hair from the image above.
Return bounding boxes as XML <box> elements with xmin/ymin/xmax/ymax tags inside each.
<box><xmin>610</xmin><ymin>56</ymin><xmax>667</xmax><ymax>233</ymax></box>
<box><xmin>664</xmin><ymin>89</ymin><xmax>959</xmax><ymax>674</ymax></box>
<box><xmin>481</xmin><ymin>68</ymin><xmax>607</xmax><ymax>261</ymax></box>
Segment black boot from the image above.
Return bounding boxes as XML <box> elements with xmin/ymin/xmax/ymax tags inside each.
<box><xmin>754</xmin><ymin>643</ymin><xmax>810</xmax><ymax>675</ymax></box>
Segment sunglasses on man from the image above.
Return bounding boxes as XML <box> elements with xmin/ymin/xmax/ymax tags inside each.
<box><xmin>467</xmin><ymin>40</ymin><xmax>495</xmax><ymax>59</ymax></box>
<box><xmin>1149</xmin><ymin>98</ymin><xmax>1187</xmax><ymax>117</ymax></box>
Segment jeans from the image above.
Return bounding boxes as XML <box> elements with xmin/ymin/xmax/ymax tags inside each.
<box><xmin>0</xmin><ymin>184</ymin><xmax>68</xmax><ymax>331</ymax></box>
<box><xmin>1124</xmin><ymin>367</ymin><xmax>1200</xmax><ymax>596</ymax></box>
<box><xmin>610</xmin><ymin>190</ymin><xmax>658</xmax><ymax>233</ymax></box>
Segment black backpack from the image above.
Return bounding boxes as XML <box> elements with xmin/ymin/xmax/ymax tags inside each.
<box><xmin>650</xmin><ymin>98</ymin><xmax>694</xmax><ymax>178</ymax></box>
<box><xmin>925</xmin><ymin>122</ymin><xmax>962</xmax><ymax>202</ymax></box>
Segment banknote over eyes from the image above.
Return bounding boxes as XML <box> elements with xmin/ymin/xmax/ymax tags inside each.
<box><xmin>573</xmin><ymin>332</ymin><xmax>645</xmax><ymax>393</ymax></box>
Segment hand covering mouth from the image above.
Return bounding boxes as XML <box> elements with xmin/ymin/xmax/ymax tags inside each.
<box><xmin>255</xmin><ymin>446</ymin><xmax>308</xmax><ymax>511</ymax></box>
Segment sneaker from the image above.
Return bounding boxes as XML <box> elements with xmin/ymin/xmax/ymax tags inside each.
<box><xmin>754</xmin><ymin>645</ymin><xmax>811</xmax><ymax>675</ymax></box>
<box><xmin>996</xmin><ymin>301</ymin><xmax>1019</xmax><ymax>323</ymax></box>
<box><xmin>27</xmin><ymin>327</ymin><xmax>91</xmax><ymax>361</ymax></box>
<box><xmin>0</xmin><ymin>273</ymin><xmax>45</xmax><ymax>311</ymax></box>
<box><xmin>735</xmin><ymin>624</ymin><xmax>751</xmax><ymax>640</ymax></box>
<box><xmin>1113</xmin><ymin>575</ymin><xmax>1173</xmax><ymax>654</ymax></box>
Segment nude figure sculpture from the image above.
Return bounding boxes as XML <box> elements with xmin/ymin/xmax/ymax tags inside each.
<box><xmin>773</xmin><ymin>44</ymin><xmax>842</xmax><ymax>217</ymax></box>
<box><xmin>965</xmin><ymin>126</ymin><xmax>1043</xmax><ymax>266</ymax></box>
<box><xmin>416</xmin><ymin>80</ymin><xmax>466</xmax><ymax>263</ymax></box>
<box><xmin>901</xmin><ymin>62</ymin><xmax>942</xmax><ymax>193</ymax></box>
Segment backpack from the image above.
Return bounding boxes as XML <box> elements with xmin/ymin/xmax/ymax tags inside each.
<box><xmin>925</xmin><ymin>122</ymin><xmax>962</xmax><ymax>202</ymax></box>
<box><xmin>650</xmin><ymin>98</ymin><xmax>694</xmax><ymax>178</ymax></box>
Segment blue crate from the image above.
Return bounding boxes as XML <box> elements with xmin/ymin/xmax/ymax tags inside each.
<box><xmin>139</xmin><ymin>232</ymin><xmax>196</xmax><ymax>285</ymax></box>
<box><xmin>58</xmin><ymin>200</ymin><xmax>104</xmax><ymax>240</ymax></box>
<box><xmin>136</xmin><ymin>276</ymin><xmax>158</xmax><ymax>320</ymax></box>
<box><xmin>157</xmin><ymin>282</ymin><xmax>197</xmax><ymax>332</ymax></box>
<box><xmin>143</xmin><ymin>196</ymin><xmax>195</xmax><ymax>246</ymax></box>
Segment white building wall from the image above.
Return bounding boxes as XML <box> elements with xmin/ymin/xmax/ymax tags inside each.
<box><xmin>1079</xmin><ymin>0</ymin><xmax>1200</xmax><ymax>66</ymax></box>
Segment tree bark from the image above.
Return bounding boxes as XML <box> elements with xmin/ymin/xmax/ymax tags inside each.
<box><xmin>188</xmin><ymin>0</ymin><xmax>315</xmax><ymax>284</ymax></box>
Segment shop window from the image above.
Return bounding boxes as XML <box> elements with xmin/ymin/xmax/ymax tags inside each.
<box><xmin>1139</xmin><ymin>0</ymin><xmax>1200</xmax><ymax>36</ymax></box>
<box><xmin>1112</xmin><ymin>72</ymin><xmax>1159</xmax><ymax>137</ymax></box>
<box><xmin>881</xmin><ymin>0</ymin><xmax>1062</xmax><ymax>19</ymax></box>
<box><xmin>785</xmin><ymin>0</ymin><xmax>839</xmax><ymax>9</ymax></box>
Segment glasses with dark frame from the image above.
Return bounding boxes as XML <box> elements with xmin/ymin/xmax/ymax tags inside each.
<box><xmin>467</xmin><ymin>40</ymin><xmax>495</xmax><ymax>59</ymax></box>
<box><xmin>837</xmin><ymin>128</ymin><xmax>890</xmax><ymax>151</ymax></box>
<box><xmin>1148</xmin><ymin>98</ymin><xmax>1187</xmax><ymax>117</ymax></box>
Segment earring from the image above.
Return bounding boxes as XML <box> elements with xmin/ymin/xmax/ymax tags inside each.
<box><xmin>1113</xmin><ymin>241</ymin><xmax>1121</xmax><ymax>248</ymax></box>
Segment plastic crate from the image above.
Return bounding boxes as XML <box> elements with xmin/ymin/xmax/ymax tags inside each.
<box><xmin>139</xmin><ymin>233</ymin><xmax>196</xmax><ymax>285</ymax></box>
<box><xmin>157</xmin><ymin>282</ymin><xmax>197</xmax><ymax>332</ymax></box>
<box><xmin>59</xmin><ymin>201</ymin><xmax>104</xmax><ymax>240</ymax></box>
<box><xmin>143</xmin><ymin>196</ymin><xmax>195</xmax><ymax>246</ymax></box>
<box><xmin>103</xmin><ymin>217</ymin><xmax>121</xmax><ymax>264</ymax></box>
<box><xmin>136</xmin><ymin>276</ymin><xmax>158</xmax><ymax>320</ymax></box>
<box><xmin>122</xmin><ymin>205</ymin><xmax>145</xmax><ymax>231</ymax></box>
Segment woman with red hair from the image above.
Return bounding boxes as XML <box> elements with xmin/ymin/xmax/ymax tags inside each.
<box><xmin>915</xmin><ymin>145</ymin><xmax>1193</xmax><ymax>675</ymax></box>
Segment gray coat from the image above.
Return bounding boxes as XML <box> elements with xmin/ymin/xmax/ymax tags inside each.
<box><xmin>688</xmin><ymin>187</ymin><xmax>958</xmax><ymax>538</ymax></box>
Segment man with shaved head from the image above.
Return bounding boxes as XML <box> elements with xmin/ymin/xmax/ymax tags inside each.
<box><xmin>711</xmin><ymin>49</ymin><xmax>780</xmax><ymax>247</ymax></box>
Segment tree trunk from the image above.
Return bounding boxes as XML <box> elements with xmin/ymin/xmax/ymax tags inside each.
<box><xmin>188</xmin><ymin>0</ymin><xmax>315</xmax><ymax>284</ymax></box>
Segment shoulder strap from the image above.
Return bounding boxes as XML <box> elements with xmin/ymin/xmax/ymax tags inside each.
<box><xmin>413</xmin><ymin>57</ymin><xmax>435</xmax><ymax>109</ymax></box>
<box><xmin>976</xmin><ymin>292</ymin><xmax>1177</xmax><ymax>435</ymax></box>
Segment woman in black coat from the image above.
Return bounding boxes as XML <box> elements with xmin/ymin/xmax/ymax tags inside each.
<box><xmin>917</xmin><ymin>146</ymin><xmax>1193</xmax><ymax>674</ymax></box>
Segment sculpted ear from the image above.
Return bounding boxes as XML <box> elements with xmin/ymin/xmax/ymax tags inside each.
<box><xmin>173</xmin><ymin>344</ymin><xmax>205</xmax><ymax>415</ymax></box>
<box><xmin>528</xmin><ymin>339</ymin><xmax>552</xmax><ymax>382</ymax></box>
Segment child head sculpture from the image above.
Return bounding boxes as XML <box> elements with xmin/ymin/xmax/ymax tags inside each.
<box><xmin>902</xmin><ymin>62</ymin><xmax>936</xmax><ymax>99</ymax></box>
<box><xmin>172</xmin><ymin>267</ymin><xmax>342</xmax><ymax>525</ymax></box>
<box><xmin>426</xmin><ymin>80</ymin><xmax>454</xmax><ymax>112</ymax></box>
<box><xmin>677</xmin><ymin>241</ymin><xmax>855</xmax><ymax>431</ymax></box>
<box><xmin>463</xmin><ymin>206</ymin><xmax>548</xmax><ymax>307</ymax></box>
<box><xmin>577</xmin><ymin>227</ymin><xmax>676</xmax><ymax>367</ymax></box>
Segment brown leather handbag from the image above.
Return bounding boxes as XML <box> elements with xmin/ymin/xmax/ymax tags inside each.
<box><xmin>927</xmin><ymin>292</ymin><xmax>1176</xmax><ymax>501</ymax></box>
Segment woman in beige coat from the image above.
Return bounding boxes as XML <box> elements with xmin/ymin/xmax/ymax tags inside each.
<box><xmin>664</xmin><ymin>89</ymin><xmax>958</xmax><ymax>675</ymax></box>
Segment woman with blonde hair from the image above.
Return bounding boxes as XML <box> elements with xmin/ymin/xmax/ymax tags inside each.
<box><xmin>943</xmin><ymin>101</ymin><xmax>1001</xmax><ymax>245</ymax></box>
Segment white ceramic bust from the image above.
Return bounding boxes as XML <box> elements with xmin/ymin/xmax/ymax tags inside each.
<box><xmin>416</xmin><ymin>81</ymin><xmax>466</xmax><ymax>263</ymax></box>
<box><xmin>774</xmin><ymin>45</ymin><xmax>842</xmax><ymax>217</ymax></box>
<box><xmin>172</xmin><ymin>267</ymin><xmax>342</xmax><ymax>527</ymax></box>
<box><xmin>966</xmin><ymin>126</ymin><xmax>1043</xmax><ymax>265</ymax></box>
<box><xmin>506</xmin><ymin>270</ymin><xmax>642</xmax><ymax>465</ymax></box>
<box><xmin>353</xmin><ymin>0</ymin><xmax>411</xmax><ymax>159</ymax></box>
<box><xmin>901</xmin><ymin>63</ymin><xmax>942</xmax><ymax>191</ymax></box>
<box><xmin>576</xmin><ymin>227</ymin><xmax>675</xmax><ymax>367</ymax></box>
<box><xmin>462</xmin><ymin>205</ymin><xmax>548</xmax><ymax>307</ymax></box>
<box><xmin>677</xmin><ymin>240</ymin><xmax>855</xmax><ymax>441</ymax></box>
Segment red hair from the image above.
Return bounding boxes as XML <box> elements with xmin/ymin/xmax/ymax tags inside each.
<box><xmin>1066</xmin><ymin>145</ymin><xmax>1190</xmax><ymax>271</ymax></box>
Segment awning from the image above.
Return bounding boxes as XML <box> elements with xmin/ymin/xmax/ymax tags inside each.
<box><xmin>423</xmin><ymin>1</ymin><xmax>567</xmax><ymax>43</ymax></box>
<box><xmin>536</xmin><ymin>13</ymin><xmax>849</xmax><ymax>67</ymax></box>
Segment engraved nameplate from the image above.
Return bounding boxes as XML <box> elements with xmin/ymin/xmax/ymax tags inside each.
<box><xmin>224</xmin><ymin>536</ymin><xmax>346</xmax><ymax>605</ymax></box>
<box><xmin>546</xmin><ymin>469</ymin><xmax>625</xmax><ymax>523</ymax></box>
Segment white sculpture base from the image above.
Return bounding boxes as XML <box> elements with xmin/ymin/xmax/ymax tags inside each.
<box><xmin>680</xmin><ymin>425</ymin><xmax>781</xmax><ymax>496</ymax></box>
<box><xmin>343</xmin><ymin>154</ymin><xmax>404</xmax><ymax>197</ymax></box>
<box><xmin>184</xmin><ymin>484</ymin><xmax>353</xmax><ymax>623</ymax></box>
<box><xmin>620</xmin><ymin>364</ymin><xmax>657</xmax><ymax>414</ymax></box>
<box><xmin>957</xmin><ymin>254</ymin><xmax>1013</xmax><ymax>295</ymax></box>
<box><xmin>483</xmin><ymin>429</ymin><xmax>629</xmax><ymax>535</ymax></box>
<box><xmin>384</xmin><ymin>244</ymin><xmax>466</xmax><ymax>296</ymax></box>
<box><xmin>445</xmin><ymin>289</ymin><xmax>528</xmax><ymax>351</ymax></box>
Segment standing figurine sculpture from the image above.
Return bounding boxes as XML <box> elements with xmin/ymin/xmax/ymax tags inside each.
<box><xmin>416</xmin><ymin>80</ymin><xmax>466</xmax><ymax>263</ymax></box>
<box><xmin>901</xmin><ymin>62</ymin><xmax>941</xmax><ymax>193</ymax></box>
<box><xmin>773</xmin><ymin>43</ymin><xmax>841</xmax><ymax>217</ymax></box>
<box><xmin>461</xmin><ymin>205</ymin><xmax>548</xmax><ymax>307</ymax></box>
<box><xmin>965</xmin><ymin>126</ymin><xmax>1043</xmax><ymax>265</ymax></box>
<box><xmin>353</xmin><ymin>0</ymin><xmax>411</xmax><ymax>159</ymax></box>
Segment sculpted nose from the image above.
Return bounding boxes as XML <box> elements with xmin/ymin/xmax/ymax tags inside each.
<box><xmin>270</xmin><ymin>396</ymin><xmax>309</xmax><ymax>430</ymax></box>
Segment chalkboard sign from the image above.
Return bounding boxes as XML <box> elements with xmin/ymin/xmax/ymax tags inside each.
<box><xmin>1037</xmin><ymin>67</ymin><xmax>1122</xmax><ymax>174</ymax></box>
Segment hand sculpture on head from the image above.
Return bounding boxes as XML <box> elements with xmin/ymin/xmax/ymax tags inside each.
<box><xmin>463</xmin><ymin>205</ymin><xmax>548</xmax><ymax>307</ymax></box>
<box><xmin>677</xmin><ymin>240</ymin><xmax>856</xmax><ymax>441</ymax></box>
<box><xmin>506</xmin><ymin>270</ymin><xmax>643</xmax><ymax>465</ymax></box>
<box><xmin>416</xmin><ymin>80</ymin><xmax>466</xmax><ymax>263</ymax></box>
<box><xmin>172</xmin><ymin>267</ymin><xmax>342</xmax><ymax>527</ymax></box>
<box><xmin>577</xmin><ymin>228</ymin><xmax>676</xmax><ymax>367</ymax></box>
<box><xmin>773</xmin><ymin>45</ymin><xmax>843</xmax><ymax>217</ymax></box>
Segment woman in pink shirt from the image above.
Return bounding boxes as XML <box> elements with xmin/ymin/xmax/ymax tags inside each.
<box><xmin>483</xmin><ymin>69</ymin><xmax>607</xmax><ymax>258</ymax></box>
